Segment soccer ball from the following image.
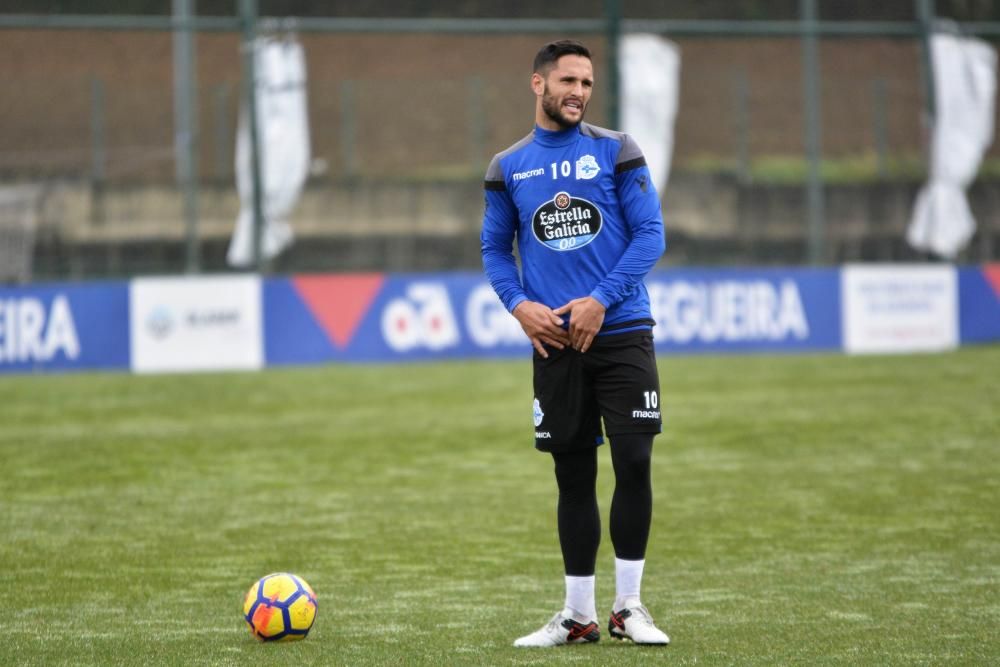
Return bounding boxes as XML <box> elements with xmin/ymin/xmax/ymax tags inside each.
<box><xmin>243</xmin><ymin>572</ymin><xmax>318</xmax><ymax>641</ymax></box>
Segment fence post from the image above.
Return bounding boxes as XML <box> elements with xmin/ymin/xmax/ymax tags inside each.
<box><xmin>916</xmin><ymin>0</ymin><xmax>937</xmax><ymax>129</ymax></box>
<box><xmin>733</xmin><ymin>67</ymin><xmax>751</xmax><ymax>183</ymax></box>
<box><xmin>173</xmin><ymin>0</ymin><xmax>200</xmax><ymax>273</ymax></box>
<box><xmin>872</xmin><ymin>78</ymin><xmax>889</xmax><ymax>178</ymax></box>
<box><xmin>340</xmin><ymin>80</ymin><xmax>358</xmax><ymax>179</ymax></box>
<box><xmin>800</xmin><ymin>0</ymin><xmax>826</xmax><ymax>264</ymax></box>
<box><xmin>467</xmin><ymin>75</ymin><xmax>486</xmax><ymax>171</ymax></box>
<box><xmin>89</xmin><ymin>76</ymin><xmax>107</xmax><ymax>230</ymax></box>
<box><xmin>90</xmin><ymin>77</ymin><xmax>107</xmax><ymax>186</ymax></box>
<box><xmin>605</xmin><ymin>0</ymin><xmax>621</xmax><ymax>130</ymax></box>
<box><xmin>213</xmin><ymin>83</ymin><xmax>231</xmax><ymax>182</ymax></box>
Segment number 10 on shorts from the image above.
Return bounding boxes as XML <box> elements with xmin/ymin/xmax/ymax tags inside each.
<box><xmin>633</xmin><ymin>390</ymin><xmax>660</xmax><ymax>420</ymax></box>
<box><xmin>643</xmin><ymin>391</ymin><xmax>658</xmax><ymax>409</ymax></box>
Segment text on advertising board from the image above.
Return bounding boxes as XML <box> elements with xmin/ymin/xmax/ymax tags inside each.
<box><xmin>0</xmin><ymin>296</ymin><xmax>79</xmax><ymax>363</ymax></box>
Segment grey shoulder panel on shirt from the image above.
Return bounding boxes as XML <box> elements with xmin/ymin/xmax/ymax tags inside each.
<box><xmin>579</xmin><ymin>122</ymin><xmax>625</xmax><ymax>142</ymax></box>
<box><xmin>484</xmin><ymin>131</ymin><xmax>535</xmax><ymax>184</ymax></box>
<box><xmin>484</xmin><ymin>155</ymin><xmax>505</xmax><ymax>188</ymax></box>
<box><xmin>579</xmin><ymin>122</ymin><xmax>645</xmax><ymax>168</ymax></box>
<box><xmin>496</xmin><ymin>131</ymin><xmax>535</xmax><ymax>160</ymax></box>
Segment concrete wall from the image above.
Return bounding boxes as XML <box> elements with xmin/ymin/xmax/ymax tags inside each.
<box><xmin>25</xmin><ymin>175</ymin><xmax>1000</xmax><ymax>279</ymax></box>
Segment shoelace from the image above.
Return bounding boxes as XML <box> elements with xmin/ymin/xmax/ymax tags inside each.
<box><xmin>633</xmin><ymin>606</ymin><xmax>655</xmax><ymax>625</ymax></box>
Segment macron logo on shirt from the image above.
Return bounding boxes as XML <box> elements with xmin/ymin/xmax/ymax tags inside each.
<box><xmin>512</xmin><ymin>167</ymin><xmax>545</xmax><ymax>181</ymax></box>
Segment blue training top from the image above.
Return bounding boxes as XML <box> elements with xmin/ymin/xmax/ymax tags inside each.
<box><xmin>481</xmin><ymin>122</ymin><xmax>666</xmax><ymax>334</ymax></box>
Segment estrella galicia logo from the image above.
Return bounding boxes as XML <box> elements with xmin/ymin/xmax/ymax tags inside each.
<box><xmin>531</xmin><ymin>191</ymin><xmax>603</xmax><ymax>252</ymax></box>
<box><xmin>533</xmin><ymin>398</ymin><xmax>545</xmax><ymax>427</ymax></box>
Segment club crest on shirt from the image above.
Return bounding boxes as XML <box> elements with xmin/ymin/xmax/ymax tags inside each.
<box><xmin>531</xmin><ymin>191</ymin><xmax>603</xmax><ymax>252</ymax></box>
<box><xmin>575</xmin><ymin>154</ymin><xmax>600</xmax><ymax>180</ymax></box>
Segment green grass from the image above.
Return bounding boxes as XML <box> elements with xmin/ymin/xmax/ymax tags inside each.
<box><xmin>1</xmin><ymin>347</ymin><xmax>998</xmax><ymax>666</ymax></box>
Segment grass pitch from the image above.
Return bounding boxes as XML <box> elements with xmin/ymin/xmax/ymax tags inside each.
<box><xmin>1</xmin><ymin>347</ymin><xmax>998</xmax><ymax>666</ymax></box>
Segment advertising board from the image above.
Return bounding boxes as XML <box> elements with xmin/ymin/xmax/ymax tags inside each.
<box><xmin>130</xmin><ymin>275</ymin><xmax>263</xmax><ymax>373</ymax></box>
<box><xmin>958</xmin><ymin>264</ymin><xmax>1000</xmax><ymax>344</ymax></box>
<box><xmin>0</xmin><ymin>282</ymin><xmax>129</xmax><ymax>373</ymax></box>
<box><xmin>841</xmin><ymin>265</ymin><xmax>958</xmax><ymax>354</ymax></box>
<box><xmin>263</xmin><ymin>268</ymin><xmax>842</xmax><ymax>364</ymax></box>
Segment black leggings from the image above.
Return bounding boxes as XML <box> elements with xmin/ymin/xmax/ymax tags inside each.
<box><xmin>551</xmin><ymin>434</ymin><xmax>654</xmax><ymax>576</ymax></box>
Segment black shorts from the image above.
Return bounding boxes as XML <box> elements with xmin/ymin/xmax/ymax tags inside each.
<box><xmin>531</xmin><ymin>330</ymin><xmax>662</xmax><ymax>453</ymax></box>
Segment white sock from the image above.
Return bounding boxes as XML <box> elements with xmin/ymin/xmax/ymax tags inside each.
<box><xmin>614</xmin><ymin>558</ymin><xmax>645</xmax><ymax>610</ymax></box>
<box><xmin>563</xmin><ymin>575</ymin><xmax>597</xmax><ymax>621</ymax></box>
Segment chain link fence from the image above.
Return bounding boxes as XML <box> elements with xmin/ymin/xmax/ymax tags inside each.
<box><xmin>1</xmin><ymin>13</ymin><xmax>998</xmax><ymax>280</ymax></box>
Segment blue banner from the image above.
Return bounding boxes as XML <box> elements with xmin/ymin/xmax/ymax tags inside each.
<box><xmin>263</xmin><ymin>268</ymin><xmax>842</xmax><ymax>364</ymax></box>
<box><xmin>0</xmin><ymin>281</ymin><xmax>130</xmax><ymax>373</ymax></box>
<box><xmin>2</xmin><ymin>266</ymin><xmax>993</xmax><ymax>375</ymax></box>
<box><xmin>958</xmin><ymin>265</ymin><xmax>1000</xmax><ymax>344</ymax></box>
<box><xmin>647</xmin><ymin>267</ymin><xmax>841</xmax><ymax>353</ymax></box>
<box><xmin>264</xmin><ymin>273</ymin><xmax>530</xmax><ymax>364</ymax></box>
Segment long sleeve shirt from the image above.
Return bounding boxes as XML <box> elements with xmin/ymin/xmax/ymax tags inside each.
<box><xmin>481</xmin><ymin>122</ymin><xmax>666</xmax><ymax>334</ymax></box>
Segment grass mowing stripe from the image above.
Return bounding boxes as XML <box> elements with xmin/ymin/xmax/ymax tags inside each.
<box><xmin>0</xmin><ymin>346</ymin><xmax>997</xmax><ymax>665</ymax></box>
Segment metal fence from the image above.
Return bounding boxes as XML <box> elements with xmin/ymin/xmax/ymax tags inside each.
<box><xmin>1</xmin><ymin>2</ymin><xmax>999</xmax><ymax>280</ymax></box>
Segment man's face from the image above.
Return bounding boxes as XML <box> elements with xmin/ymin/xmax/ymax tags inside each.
<box><xmin>534</xmin><ymin>54</ymin><xmax>593</xmax><ymax>130</ymax></box>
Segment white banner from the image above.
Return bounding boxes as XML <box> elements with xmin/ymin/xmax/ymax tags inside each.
<box><xmin>841</xmin><ymin>265</ymin><xmax>957</xmax><ymax>354</ymax></box>
<box><xmin>228</xmin><ymin>37</ymin><xmax>311</xmax><ymax>267</ymax></box>
<box><xmin>620</xmin><ymin>34</ymin><xmax>680</xmax><ymax>193</ymax></box>
<box><xmin>907</xmin><ymin>32</ymin><xmax>997</xmax><ymax>258</ymax></box>
<box><xmin>130</xmin><ymin>276</ymin><xmax>263</xmax><ymax>373</ymax></box>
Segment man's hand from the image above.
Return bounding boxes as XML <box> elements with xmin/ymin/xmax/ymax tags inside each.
<box><xmin>512</xmin><ymin>301</ymin><xmax>570</xmax><ymax>358</ymax></box>
<box><xmin>553</xmin><ymin>297</ymin><xmax>606</xmax><ymax>353</ymax></box>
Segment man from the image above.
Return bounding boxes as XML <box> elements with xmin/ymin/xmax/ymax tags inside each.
<box><xmin>481</xmin><ymin>39</ymin><xmax>670</xmax><ymax>647</ymax></box>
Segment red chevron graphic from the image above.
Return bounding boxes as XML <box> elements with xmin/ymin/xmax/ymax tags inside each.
<box><xmin>292</xmin><ymin>273</ymin><xmax>385</xmax><ymax>349</ymax></box>
<box><xmin>983</xmin><ymin>264</ymin><xmax>1000</xmax><ymax>300</ymax></box>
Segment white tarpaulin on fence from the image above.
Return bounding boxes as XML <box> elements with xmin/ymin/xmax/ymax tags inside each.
<box><xmin>620</xmin><ymin>34</ymin><xmax>681</xmax><ymax>194</ymax></box>
<box><xmin>907</xmin><ymin>31</ymin><xmax>997</xmax><ymax>259</ymax></box>
<box><xmin>228</xmin><ymin>37</ymin><xmax>310</xmax><ymax>267</ymax></box>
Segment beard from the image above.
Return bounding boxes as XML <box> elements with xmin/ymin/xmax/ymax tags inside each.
<box><xmin>541</xmin><ymin>85</ymin><xmax>586</xmax><ymax>129</ymax></box>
